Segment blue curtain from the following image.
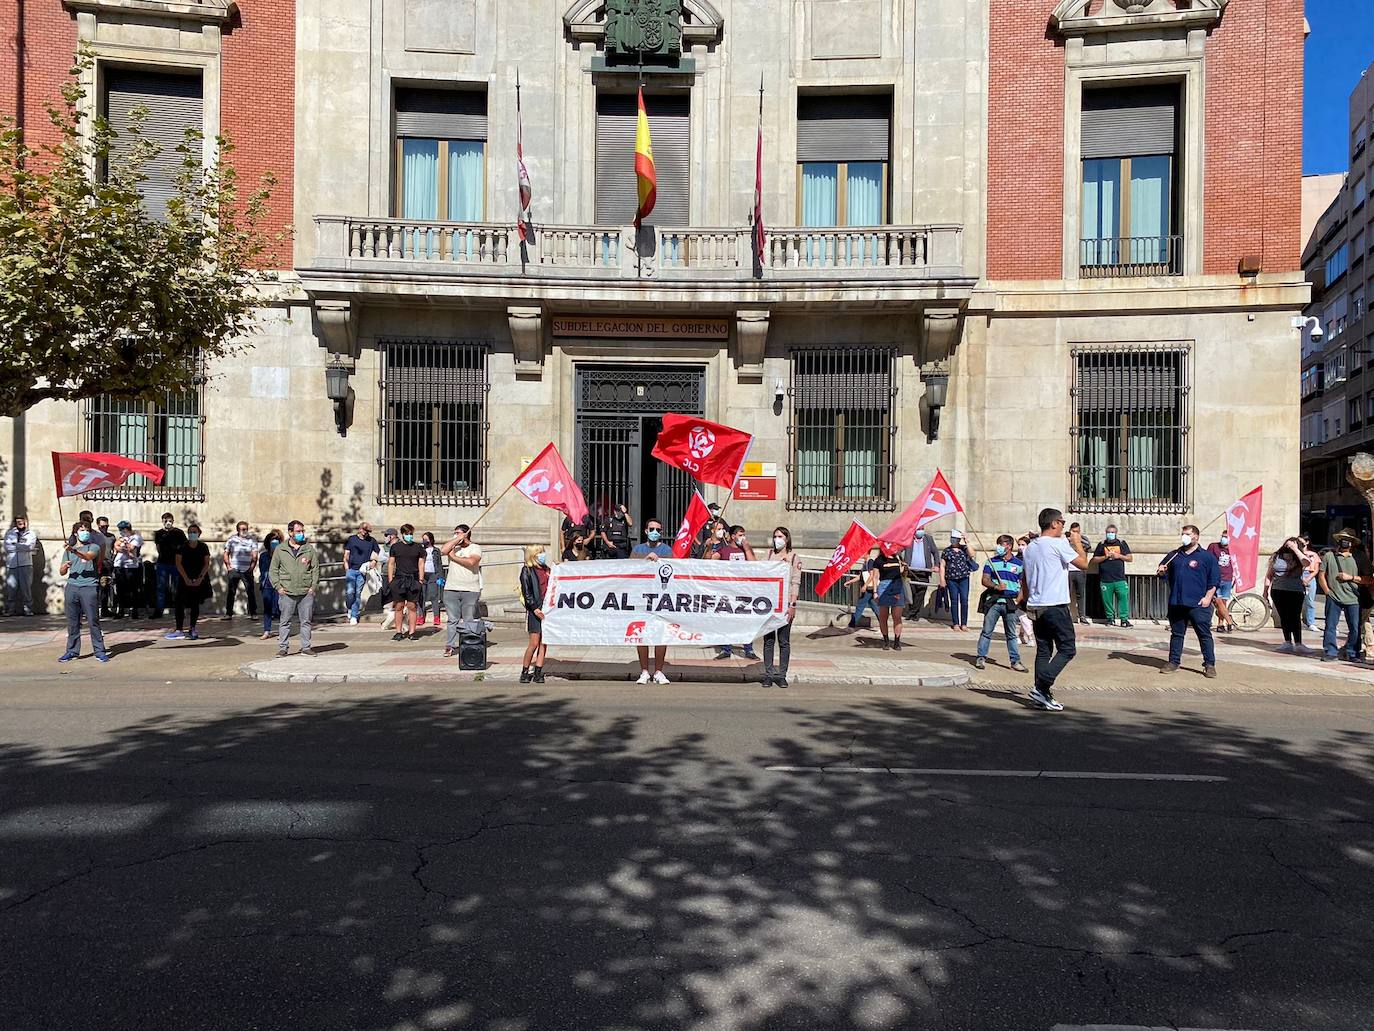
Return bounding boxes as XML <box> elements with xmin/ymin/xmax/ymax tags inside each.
<box><xmin>1079</xmin><ymin>434</ymin><xmax>1107</xmax><ymax>501</ymax></box>
<box><xmin>841</xmin><ymin>417</ymin><xmax>879</xmax><ymax>498</ymax></box>
<box><xmin>447</xmin><ymin>141</ymin><xmax>484</xmax><ymax>259</ymax></box>
<box><xmin>801</xmin><ymin>162</ymin><xmax>838</xmax><ymax>266</ymax></box>
<box><xmin>795</xmin><ymin>419</ymin><xmax>834</xmax><ymax>497</ymax></box>
<box><xmin>1129</xmin><ymin>155</ymin><xmax>1170</xmax><ymax>264</ymax></box>
<box><xmin>402</xmin><ymin>140</ymin><xmax>439</xmax><ymax>257</ymax></box>
<box><xmin>844</xmin><ymin>162</ymin><xmax>882</xmax><ymax>264</ymax></box>
<box><xmin>1081</xmin><ymin>158</ymin><xmax>1120</xmax><ymax>265</ymax></box>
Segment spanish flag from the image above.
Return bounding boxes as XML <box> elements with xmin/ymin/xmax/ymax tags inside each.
<box><xmin>633</xmin><ymin>87</ymin><xmax>656</xmax><ymax>226</ymax></box>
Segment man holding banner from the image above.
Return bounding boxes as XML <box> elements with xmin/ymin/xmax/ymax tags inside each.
<box><xmin>629</xmin><ymin>516</ymin><xmax>675</xmax><ymax>684</ymax></box>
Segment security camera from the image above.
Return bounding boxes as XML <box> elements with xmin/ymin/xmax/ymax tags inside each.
<box><xmin>1293</xmin><ymin>314</ymin><xmax>1324</xmax><ymax>341</ymax></box>
<box><xmin>1311</xmin><ymin>322</ymin><xmax>1324</xmax><ymax>342</ymax></box>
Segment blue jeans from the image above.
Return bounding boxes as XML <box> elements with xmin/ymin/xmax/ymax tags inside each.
<box><xmin>1167</xmin><ymin>604</ymin><xmax>1216</xmax><ymax>666</ymax></box>
<box><xmin>851</xmin><ymin>589</ymin><xmax>879</xmax><ymax>626</ymax></box>
<box><xmin>261</xmin><ymin>580</ymin><xmax>280</xmax><ymax>634</ymax></box>
<box><xmin>947</xmin><ymin>577</ymin><xmax>970</xmax><ymax>627</ymax></box>
<box><xmin>64</xmin><ymin>580</ymin><xmax>106</xmax><ymax>657</ymax></box>
<box><xmin>345</xmin><ymin>568</ymin><xmax>367</xmax><ymax>620</ymax></box>
<box><xmin>976</xmin><ymin>599</ymin><xmax>1021</xmax><ymax>664</ymax></box>
<box><xmin>1323</xmin><ymin>598</ymin><xmax>1361</xmax><ymax>658</ymax></box>
<box><xmin>155</xmin><ymin>562</ymin><xmax>179</xmax><ymax>615</ymax></box>
<box><xmin>1304</xmin><ymin>578</ymin><xmax>1318</xmax><ymax>626</ymax></box>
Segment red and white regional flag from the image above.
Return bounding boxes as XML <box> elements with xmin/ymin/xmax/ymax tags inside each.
<box><xmin>51</xmin><ymin>452</ymin><xmax>164</xmax><ymax>497</ymax></box>
<box><xmin>672</xmin><ymin>491</ymin><xmax>712</xmax><ymax>559</ymax></box>
<box><xmin>876</xmin><ymin>469</ymin><xmax>964</xmax><ymax>555</ymax></box>
<box><xmin>651</xmin><ymin>413</ymin><xmax>753</xmax><ymax>489</ymax></box>
<box><xmin>816</xmin><ymin>520</ymin><xmax>879</xmax><ymax>598</ymax></box>
<box><xmin>1223</xmin><ymin>485</ymin><xmax>1263</xmax><ymax>592</ymax></box>
<box><xmin>512</xmin><ymin>443</ymin><xmax>588</xmax><ymax>525</ymax></box>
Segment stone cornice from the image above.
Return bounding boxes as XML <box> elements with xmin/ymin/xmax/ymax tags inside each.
<box><xmin>62</xmin><ymin>0</ymin><xmax>237</xmax><ymax>26</ymax></box>
<box><xmin>1050</xmin><ymin>0</ymin><xmax>1226</xmax><ymax>38</ymax></box>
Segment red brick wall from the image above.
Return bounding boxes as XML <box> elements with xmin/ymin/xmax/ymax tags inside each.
<box><xmin>987</xmin><ymin>2</ymin><xmax>1065</xmax><ymax>280</ymax></box>
<box><xmin>222</xmin><ymin>2</ymin><xmax>295</xmax><ymax>268</ymax></box>
<box><xmin>0</xmin><ymin>3</ymin><xmax>293</xmax><ymax>268</ymax></box>
<box><xmin>0</xmin><ymin>3</ymin><xmax>78</xmax><ymax>153</ymax></box>
<box><xmin>1203</xmin><ymin>0</ymin><xmax>1305</xmax><ymax>275</ymax></box>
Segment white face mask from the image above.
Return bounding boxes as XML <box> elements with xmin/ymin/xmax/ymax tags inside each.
<box><xmin>1220</xmin><ymin>536</ymin><xmax>1229</xmax><ymax>546</ymax></box>
<box><xmin>1180</xmin><ymin>533</ymin><xmax>1194</xmax><ymax>547</ymax></box>
<box><xmin>773</xmin><ymin>536</ymin><xmax>786</xmax><ymax>550</ymax></box>
<box><xmin>715</xmin><ymin>529</ymin><xmax>726</xmax><ymax>539</ymax></box>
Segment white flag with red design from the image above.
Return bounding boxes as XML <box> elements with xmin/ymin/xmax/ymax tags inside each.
<box><xmin>512</xmin><ymin>443</ymin><xmax>587</xmax><ymax>525</ymax></box>
<box><xmin>1223</xmin><ymin>485</ymin><xmax>1263</xmax><ymax>592</ymax></box>
<box><xmin>876</xmin><ymin>470</ymin><xmax>964</xmax><ymax>556</ymax></box>
<box><xmin>816</xmin><ymin>520</ymin><xmax>879</xmax><ymax>598</ymax></box>
<box><xmin>672</xmin><ymin>491</ymin><xmax>712</xmax><ymax>559</ymax></box>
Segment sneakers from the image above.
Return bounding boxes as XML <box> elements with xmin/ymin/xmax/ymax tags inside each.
<box><xmin>300</xmin><ymin>648</ymin><xmax>315</xmax><ymax>657</ymax></box>
<box><xmin>349</xmin><ymin>616</ymin><xmax>359</xmax><ymax>626</ymax></box>
<box><xmin>260</xmin><ymin>631</ymin><xmax>272</xmax><ymax>640</ymax></box>
<box><xmin>1203</xmin><ymin>665</ymin><xmax>1217</xmax><ymax>679</ymax></box>
<box><xmin>1106</xmin><ymin>620</ymin><xmax>1118</xmax><ymax>628</ymax></box>
<box><xmin>651</xmin><ymin>670</ymin><xmax>669</xmax><ymax>685</ymax></box>
<box><xmin>1321</xmin><ymin>654</ymin><xmax>1338</xmax><ymax>662</ymax></box>
<box><xmin>443</xmin><ymin>647</ymin><xmax>454</xmax><ymax>658</ymax></box>
<box><xmin>1120</xmin><ymin>620</ymin><xmax>1133</xmax><ymax>629</ymax></box>
<box><xmin>742</xmin><ymin>648</ymin><xmax>759</xmax><ymax>660</ymax></box>
<box><xmin>164</xmin><ymin>630</ymin><xmax>185</xmax><ymax>640</ymax></box>
<box><xmin>775</xmin><ymin>674</ymin><xmax>788</xmax><ymax>689</ymax></box>
<box><xmin>713</xmin><ymin>650</ymin><xmax>732</xmax><ymax>661</ymax></box>
<box><xmin>880</xmin><ymin>638</ymin><xmax>891</xmax><ymax>650</ymax></box>
<box><xmin>1160</xmin><ymin>663</ymin><xmax>1179</xmax><ymax>674</ymax></box>
<box><xmin>1078</xmin><ymin>617</ymin><xmax>1091</xmax><ymax>626</ymax></box>
<box><xmin>1028</xmin><ymin>687</ymin><xmax>1063</xmax><ymax>711</ymax></box>
<box><xmin>188</xmin><ymin>629</ymin><xmax>200</xmax><ymax>641</ymax></box>
<box><xmin>637</xmin><ymin>670</ymin><xmax>652</xmax><ymax>684</ymax></box>
<box><xmin>391</xmin><ymin>632</ymin><xmax>405</xmax><ymax>642</ymax></box>
<box><xmin>1276</xmin><ymin>642</ymin><xmax>1294</xmax><ymax>654</ymax></box>
<box><xmin>973</xmin><ymin>656</ymin><xmax>986</xmax><ymax>670</ymax></box>
<box><xmin>95</xmin><ymin>653</ymin><xmax>111</xmax><ymax>663</ymax></box>
<box><xmin>432</xmin><ymin>617</ymin><xmax>441</xmax><ymax>627</ymax></box>
<box><xmin>520</xmin><ymin>667</ymin><xmax>533</xmax><ymax>684</ymax></box>
<box><xmin>1010</xmin><ymin>661</ymin><xmax>1029</xmax><ymax>673</ymax></box>
<box><xmin>57</xmin><ymin>651</ymin><xmax>77</xmax><ymax>663</ymax></box>
<box><xmin>276</xmin><ymin>648</ymin><xmax>288</xmax><ymax>658</ymax></box>
<box><xmin>893</xmin><ymin>639</ymin><xmax>903</xmax><ymax>651</ymax></box>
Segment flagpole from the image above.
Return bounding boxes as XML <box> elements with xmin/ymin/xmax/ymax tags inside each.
<box><xmin>469</xmin><ymin>481</ymin><xmax>518</xmax><ymax>531</ymax></box>
<box><xmin>516</xmin><ymin>67</ymin><xmax>526</xmax><ymax>267</ymax></box>
<box><xmin>753</xmin><ymin>72</ymin><xmax>764</xmax><ymax>278</ymax></box>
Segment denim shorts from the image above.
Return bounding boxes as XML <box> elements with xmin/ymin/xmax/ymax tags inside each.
<box><xmin>1216</xmin><ymin>582</ymin><xmax>1234</xmax><ymax>600</ymax></box>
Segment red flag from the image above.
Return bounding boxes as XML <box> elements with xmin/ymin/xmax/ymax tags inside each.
<box><xmin>876</xmin><ymin>469</ymin><xmax>964</xmax><ymax>555</ymax></box>
<box><xmin>512</xmin><ymin>443</ymin><xmax>588</xmax><ymax>525</ymax></box>
<box><xmin>51</xmin><ymin>452</ymin><xmax>164</xmax><ymax>497</ymax></box>
<box><xmin>651</xmin><ymin>413</ymin><xmax>753</xmax><ymax>489</ymax></box>
<box><xmin>752</xmin><ymin>78</ymin><xmax>766</xmax><ymax>269</ymax></box>
<box><xmin>515</xmin><ymin>72</ymin><xmax>534</xmax><ymax>243</ymax></box>
<box><xmin>672</xmin><ymin>491</ymin><xmax>712</xmax><ymax>559</ymax></box>
<box><xmin>1222</xmin><ymin>485</ymin><xmax>1263</xmax><ymax>592</ymax></box>
<box><xmin>816</xmin><ymin>520</ymin><xmax>879</xmax><ymax>598</ymax></box>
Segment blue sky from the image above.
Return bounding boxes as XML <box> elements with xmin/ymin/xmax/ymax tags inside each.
<box><xmin>1304</xmin><ymin>0</ymin><xmax>1374</xmax><ymax>174</ymax></box>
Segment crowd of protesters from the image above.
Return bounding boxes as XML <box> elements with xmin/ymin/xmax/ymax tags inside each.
<box><xmin>4</xmin><ymin>502</ymin><xmax>1372</xmax><ymax>709</ymax></box>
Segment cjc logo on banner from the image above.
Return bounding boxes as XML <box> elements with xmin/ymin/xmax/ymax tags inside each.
<box><xmin>543</xmin><ymin>558</ymin><xmax>790</xmax><ymax>647</ymax></box>
<box><xmin>688</xmin><ymin>426</ymin><xmax>715</xmax><ymax>459</ymax></box>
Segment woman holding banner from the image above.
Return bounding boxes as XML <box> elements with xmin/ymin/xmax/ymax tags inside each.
<box><xmin>761</xmin><ymin>527</ymin><xmax>803</xmax><ymax>687</ymax></box>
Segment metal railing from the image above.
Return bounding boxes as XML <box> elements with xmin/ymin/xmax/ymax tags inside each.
<box><xmin>314</xmin><ymin>217</ymin><xmax>965</xmax><ymax>280</ymax></box>
<box><xmin>1080</xmin><ymin>235</ymin><xmax>1183</xmax><ymax>278</ymax></box>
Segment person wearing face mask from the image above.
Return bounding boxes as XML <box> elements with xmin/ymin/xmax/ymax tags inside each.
<box><xmin>167</xmin><ymin>523</ymin><xmax>212</xmax><ymax>641</ymax></box>
<box><xmin>598</xmin><ymin>502</ymin><xmax>634</xmax><ymax>560</ymax></box>
<box><xmin>518</xmin><ymin>543</ymin><xmax>552</xmax><ymax>683</ymax></box>
<box><xmin>1264</xmin><ymin>537</ymin><xmax>1309</xmax><ymax>652</ymax></box>
<box><xmin>58</xmin><ymin>521</ymin><xmax>109</xmax><ymax>662</ymax></box>
<box><xmin>92</xmin><ymin>515</ymin><xmax>116</xmax><ymax>617</ymax></box>
<box><xmin>1089</xmin><ymin>523</ymin><xmax>1134</xmax><ymax>628</ymax></box>
<box><xmin>440</xmin><ymin>524</ymin><xmax>483</xmax><ymax>657</ymax></box>
<box><xmin>630</xmin><ymin>518</ymin><xmax>675</xmax><ymax>683</ymax></box>
<box><xmin>343</xmin><ymin>522</ymin><xmax>380</xmax><ymax>625</ymax></box>
<box><xmin>902</xmin><ymin>527</ymin><xmax>941</xmax><ymax>621</ymax></box>
<box><xmin>1206</xmin><ymin>531</ymin><xmax>1236</xmax><ymax>633</ymax></box>
<box><xmin>378</xmin><ymin>528</ymin><xmax>400</xmax><ymax>630</ymax></box>
<box><xmin>974</xmin><ymin>534</ymin><xmax>1028</xmax><ymax>673</ymax></box>
<box><xmin>1296</xmin><ymin>536</ymin><xmax>1321</xmax><ymax>632</ymax></box>
<box><xmin>761</xmin><ymin>527</ymin><xmax>803</xmax><ymax>688</ymax></box>
<box><xmin>419</xmin><ymin>532</ymin><xmax>446</xmax><ymax>627</ymax></box>
<box><xmin>4</xmin><ymin>515</ymin><xmax>38</xmax><ymax>616</ymax></box>
<box><xmin>258</xmin><ymin>529</ymin><xmax>283</xmax><ymax>640</ymax></box>
<box><xmin>1067</xmin><ymin>522</ymin><xmax>1093</xmax><ymax>626</ymax></box>
<box><xmin>152</xmin><ymin>513</ymin><xmax>188</xmax><ymax>619</ymax></box>
<box><xmin>939</xmin><ymin>528</ymin><xmax>977</xmax><ymax>632</ymax></box>
<box><xmin>1318</xmin><ymin>529</ymin><xmax>1363</xmax><ymax>663</ymax></box>
<box><xmin>386</xmin><ymin>523</ymin><xmax>426</xmax><ymax>642</ymax></box>
<box><xmin>1156</xmin><ymin>524</ymin><xmax>1220</xmax><ymax>677</ymax></box>
<box><xmin>709</xmin><ymin>525</ymin><xmax>759</xmax><ymax>661</ymax></box>
<box><xmin>222</xmin><ymin>520</ymin><xmax>260</xmax><ymax>621</ymax></box>
<box><xmin>111</xmin><ymin>520</ymin><xmax>144</xmax><ymax>620</ymax></box>
<box><xmin>270</xmin><ymin>520</ymin><xmax>320</xmax><ymax>657</ymax></box>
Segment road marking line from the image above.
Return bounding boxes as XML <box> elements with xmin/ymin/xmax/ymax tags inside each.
<box><xmin>764</xmin><ymin>766</ymin><xmax>1227</xmax><ymax>783</ymax></box>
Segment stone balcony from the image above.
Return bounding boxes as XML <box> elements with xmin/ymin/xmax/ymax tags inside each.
<box><xmin>301</xmin><ymin>216</ymin><xmax>972</xmax><ymax>309</ymax></box>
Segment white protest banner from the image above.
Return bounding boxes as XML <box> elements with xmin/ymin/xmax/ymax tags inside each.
<box><xmin>540</xmin><ymin>558</ymin><xmax>791</xmax><ymax>647</ymax></box>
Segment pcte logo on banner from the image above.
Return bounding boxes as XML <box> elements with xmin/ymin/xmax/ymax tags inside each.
<box><xmin>624</xmin><ymin>621</ymin><xmax>647</xmax><ymax>643</ymax></box>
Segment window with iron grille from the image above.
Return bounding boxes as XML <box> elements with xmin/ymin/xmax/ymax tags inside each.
<box><xmin>787</xmin><ymin>347</ymin><xmax>897</xmax><ymax>510</ymax></box>
<box><xmin>84</xmin><ymin>386</ymin><xmax>205</xmax><ymax>501</ymax></box>
<box><xmin>378</xmin><ymin>339</ymin><xmax>490</xmax><ymax>504</ymax></box>
<box><xmin>1071</xmin><ymin>344</ymin><xmax>1189</xmax><ymax>514</ymax></box>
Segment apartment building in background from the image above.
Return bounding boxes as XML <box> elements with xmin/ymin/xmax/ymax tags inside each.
<box><xmin>0</xmin><ymin>0</ymin><xmax>1309</xmax><ymax>609</ymax></box>
<box><xmin>1300</xmin><ymin>61</ymin><xmax>1374</xmax><ymax>543</ymax></box>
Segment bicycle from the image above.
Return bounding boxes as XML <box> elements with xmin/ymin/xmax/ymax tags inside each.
<box><xmin>1227</xmin><ymin>591</ymin><xmax>1273</xmax><ymax>632</ymax></box>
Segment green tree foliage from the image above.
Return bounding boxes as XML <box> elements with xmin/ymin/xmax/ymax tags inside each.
<box><xmin>0</xmin><ymin>53</ymin><xmax>283</xmax><ymax>418</ymax></box>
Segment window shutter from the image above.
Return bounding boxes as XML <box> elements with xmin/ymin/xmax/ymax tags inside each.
<box><xmin>595</xmin><ymin>92</ymin><xmax>690</xmax><ymax>226</ymax></box>
<box><xmin>796</xmin><ymin>94</ymin><xmax>891</xmax><ymax>163</ymax></box>
<box><xmin>1081</xmin><ymin>85</ymin><xmax>1178</xmax><ymax>159</ymax></box>
<box><xmin>395</xmin><ymin>87</ymin><xmax>488</xmax><ymax>140</ymax></box>
<box><xmin>104</xmin><ymin>69</ymin><xmax>204</xmax><ymax>222</ymax></box>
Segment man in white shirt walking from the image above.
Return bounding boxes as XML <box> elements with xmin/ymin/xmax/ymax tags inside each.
<box><xmin>1017</xmin><ymin>507</ymin><xmax>1089</xmax><ymax>711</ymax></box>
<box><xmin>3</xmin><ymin>515</ymin><xmax>38</xmax><ymax>616</ymax></box>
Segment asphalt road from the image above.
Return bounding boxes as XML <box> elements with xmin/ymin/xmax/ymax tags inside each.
<box><xmin>1</xmin><ymin>678</ymin><xmax>1372</xmax><ymax>1031</ymax></box>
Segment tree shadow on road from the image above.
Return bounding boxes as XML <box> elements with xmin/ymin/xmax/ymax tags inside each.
<box><xmin>0</xmin><ymin>691</ymin><xmax>1372</xmax><ymax>1030</ymax></box>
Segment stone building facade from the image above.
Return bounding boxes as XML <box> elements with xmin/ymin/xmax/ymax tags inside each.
<box><xmin>1</xmin><ymin>0</ymin><xmax>1308</xmax><ymax>609</ymax></box>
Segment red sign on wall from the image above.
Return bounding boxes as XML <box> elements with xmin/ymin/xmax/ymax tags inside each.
<box><xmin>733</xmin><ymin>477</ymin><xmax>777</xmax><ymax>501</ymax></box>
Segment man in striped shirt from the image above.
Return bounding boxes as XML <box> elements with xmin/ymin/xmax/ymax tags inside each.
<box><xmin>974</xmin><ymin>534</ymin><xmax>1028</xmax><ymax>673</ymax></box>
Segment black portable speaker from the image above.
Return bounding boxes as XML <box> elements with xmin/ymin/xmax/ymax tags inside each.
<box><xmin>458</xmin><ymin>629</ymin><xmax>487</xmax><ymax>671</ymax></box>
